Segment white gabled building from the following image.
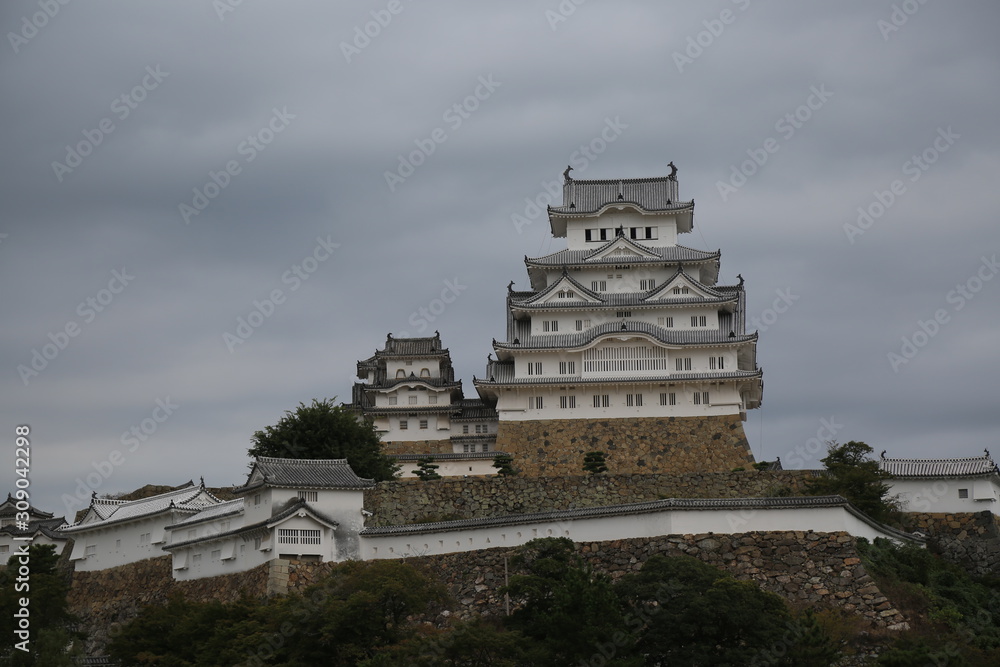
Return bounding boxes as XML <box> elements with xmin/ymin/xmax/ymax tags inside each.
<box><xmin>475</xmin><ymin>169</ymin><xmax>762</xmax><ymax>423</ymax></box>
<box><xmin>880</xmin><ymin>451</ymin><xmax>1000</xmax><ymax>515</ymax></box>
<box><xmin>163</xmin><ymin>457</ymin><xmax>374</xmax><ymax>580</ymax></box>
<box><xmin>60</xmin><ymin>482</ymin><xmax>224</xmax><ymax>571</ymax></box>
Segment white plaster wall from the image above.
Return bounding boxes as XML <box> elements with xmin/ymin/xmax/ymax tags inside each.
<box><xmin>359</xmin><ymin>504</ymin><xmax>909</xmax><ymax>560</ymax></box>
<box><xmin>565</xmin><ymin>212</ymin><xmax>679</xmax><ymax>250</ymax></box>
<box><xmin>172</xmin><ymin>535</ymin><xmax>271</xmax><ymax>581</ymax></box>
<box><xmin>493</xmin><ymin>381</ymin><xmax>744</xmax><ymax>420</ymax></box>
<box><xmin>68</xmin><ymin>513</ymin><xmax>183</xmax><ymax>572</ymax></box>
<box><xmin>889</xmin><ymin>478</ymin><xmax>1000</xmax><ymax>515</ymax></box>
<box><xmin>386</xmin><ymin>359</ymin><xmax>441</xmax><ymax>379</ymax></box>
<box><xmin>397</xmin><ymin>459</ymin><xmax>497</xmax><ymax>478</ymax></box>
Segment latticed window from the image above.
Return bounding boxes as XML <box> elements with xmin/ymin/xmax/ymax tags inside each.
<box><xmin>583</xmin><ymin>345</ymin><xmax>670</xmax><ymax>373</ymax></box>
<box><xmin>298</xmin><ymin>491</ymin><xmax>318</xmax><ymax>502</ymax></box>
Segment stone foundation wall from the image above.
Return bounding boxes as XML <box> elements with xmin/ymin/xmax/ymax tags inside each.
<box><xmin>67</xmin><ymin>556</ymin><xmax>270</xmax><ymax>655</ymax></box>
<box><xmin>382</xmin><ymin>438</ymin><xmax>453</xmax><ymax>455</ymax></box>
<box><xmin>904</xmin><ymin>511</ymin><xmax>1000</xmax><ymax>576</ymax></box>
<box><xmin>283</xmin><ymin>530</ymin><xmax>906</xmax><ymax>629</ymax></box>
<box><xmin>496</xmin><ymin>414</ymin><xmax>755</xmax><ymax>476</ymax></box>
<box><xmin>364</xmin><ymin>470</ymin><xmax>815</xmax><ymax>526</ymax></box>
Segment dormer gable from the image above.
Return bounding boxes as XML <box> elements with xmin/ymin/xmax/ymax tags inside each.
<box><xmin>519</xmin><ymin>273</ymin><xmax>603</xmax><ymax>306</ymax></box>
<box><xmin>644</xmin><ymin>269</ymin><xmax>725</xmax><ymax>302</ymax></box>
<box><xmin>584</xmin><ymin>236</ymin><xmax>660</xmax><ymax>263</ymax></box>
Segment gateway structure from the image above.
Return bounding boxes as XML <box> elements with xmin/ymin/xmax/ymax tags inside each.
<box><xmin>475</xmin><ymin>167</ymin><xmax>763</xmax><ymax>475</ymax></box>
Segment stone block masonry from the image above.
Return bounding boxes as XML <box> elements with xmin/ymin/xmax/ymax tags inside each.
<box><xmin>284</xmin><ymin>530</ymin><xmax>907</xmax><ymax>630</ymax></box>
<box><xmin>905</xmin><ymin>511</ymin><xmax>1000</xmax><ymax>576</ymax></box>
<box><xmin>381</xmin><ymin>437</ymin><xmax>453</xmax><ymax>455</ymax></box>
<box><xmin>364</xmin><ymin>469</ymin><xmax>816</xmax><ymax>526</ymax></box>
<box><xmin>66</xmin><ymin>556</ymin><xmax>270</xmax><ymax>655</ymax></box>
<box><xmin>496</xmin><ymin>414</ymin><xmax>755</xmax><ymax>476</ymax></box>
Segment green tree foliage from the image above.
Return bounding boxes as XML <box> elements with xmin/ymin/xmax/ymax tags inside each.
<box><xmin>615</xmin><ymin>554</ymin><xmax>838</xmax><ymax>666</ymax></box>
<box><xmin>583</xmin><ymin>450</ymin><xmax>608</xmax><ymax>474</ymax></box>
<box><xmin>108</xmin><ymin>560</ymin><xmax>449</xmax><ymax>667</ymax></box>
<box><xmin>360</xmin><ymin>616</ymin><xmax>540</xmax><ymax>666</ymax></box>
<box><xmin>0</xmin><ymin>544</ymin><xmax>83</xmax><ymax>666</ymax></box>
<box><xmin>248</xmin><ymin>398</ymin><xmax>398</xmax><ymax>481</ymax></box>
<box><xmin>806</xmin><ymin>441</ymin><xmax>899</xmax><ymax>523</ymax></box>
<box><xmin>413</xmin><ymin>457</ymin><xmax>442</xmax><ymax>481</ymax></box>
<box><xmin>858</xmin><ymin>537</ymin><xmax>1000</xmax><ymax>664</ymax></box>
<box><xmin>491</xmin><ymin>453</ymin><xmax>517</xmax><ymax>476</ymax></box>
<box><xmin>502</xmin><ymin>537</ymin><xmax>641</xmax><ymax>666</ymax></box>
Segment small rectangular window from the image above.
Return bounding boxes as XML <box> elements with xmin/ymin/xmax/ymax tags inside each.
<box><xmin>585</xmin><ymin>229</ymin><xmax>593</xmax><ymax>241</ymax></box>
<box><xmin>463</xmin><ymin>443</ymin><xmax>470</xmax><ymax>453</ymax></box>
<box><xmin>399</xmin><ymin>420</ymin><xmax>408</xmax><ymax>430</ymax></box>
<box><xmin>592</xmin><ymin>394</ymin><xmax>610</xmax><ymax>408</ymax></box>
<box><xmin>693</xmin><ymin>391</ymin><xmax>710</xmax><ymax>405</ymax></box>
<box><xmin>616</xmin><ymin>311</ymin><xmax>632</xmax><ymax>318</ymax></box>
<box><xmin>675</xmin><ymin>358</ymin><xmax>692</xmax><ymax>371</ymax></box>
<box><xmin>387</xmin><ymin>396</ymin><xmax>397</xmax><ymax>405</ymax></box>
<box><xmin>559</xmin><ymin>395</ymin><xmax>576</xmax><ymax>409</ymax></box>
<box><xmin>640</xmin><ymin>279</ymin><xmax>656</xmax><ymax>290</ymax></box>
<box><xmin>626</xmin><ymin>394</ymin><xmax>643</xmax><ymax>407</ymax></box>
<box><xmin>535</xmin><ymin>396</ymin><xmax>544</xmax><ymax>409</ymax></box>
<box><xmin>408</xmin><ymin>395</ymin><xmax>418</xmax><ymax>405</ymax></box>
<box><xmin>192</xmin><ymin>553</ymin><xmax>201</xmax><ymax>563</ymax></box>
<box><xmin>211</xmin><ymin>549</ymin><xmax>222</xmax><ymax>561</ymax></box>
<box><xmin>428</xmin><ymin>394</ymin><xmax>438</xmax><ymax>404</ymax></box>
<box><xmin>591</xmin><ymin>281</ymin><xmax>607</xmax><ymax>292</ymax></box>
<box><xmin>959</xmin><ymin>489</ymin><xmax>969</xmax><ymax>499</ymax></box>
<box><xmin>419</xmin><ymin>419</ymin><xmax>428</xmax><ymax>429</ymax></box>
<box><xmin>254</xmin><ymin>494</ymin><xmax>260</xmax><ymax>506</ymax></box>
<box><xmin>462</xmin><ymin>425</ymin><xmax>469</xmax><ymax>434</ymax></box>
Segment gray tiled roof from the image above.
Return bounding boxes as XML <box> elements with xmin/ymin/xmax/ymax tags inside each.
<box><xmin>527</xmin><ymin>243</ymin><xmax>717</xmax><ymax>268</ymax></box>
<box><xmin>233</xmin><ymin>457</ymin><xmax>375</xmax><ymax>494</ymax></box>
<box><xmin>454</xmin><ymin>399</ymin><xmax>498</xmax><ymax>421</ymax></box>
<box><xmin>164</xmin><ymin>498</ymin><xmax>339</xmax><ymax>550</ymax></box>
<box><xmin>550</xmin><ymin>175</ymin><xmax>690</xmax><ymax>215</ymax></box>
<box><xmin>60</xmin><ymin>483</ymin><xmax>219</xmax><ymax>533</ymax></box>
<box><xmin>379</xmin><ymin>333</ymin><xmax>447</xmax><ymax>357</ymax></box>
<box><xmin>166</xmin><ymin>498</ymin><xmax>244</xmax><ymax>529</ymax></box>
<box><xmin>359</xmin><ymin>495</ymin><xmax>923</xmax><ymax>545</ymax></box>
<box><xmin>495</xmin><ymin>319</ymin><xmax>756</xmax><ymax>351</ymax></box>
<box><xmin>879</xmin><ymin>454</ymin><xmax>999</xmax><ymax>478</ymax></box>
<box><xmin>476</xmin><ymin>359</ymin><xmax>762</xmax><ymax>386</ymax></box>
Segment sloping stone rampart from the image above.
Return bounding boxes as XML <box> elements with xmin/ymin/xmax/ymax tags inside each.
<box><xmin>496</xmin><ymin>414</ymin><xmax>756</xmax><ymax>476</ymax></box>
<box><xmin>905</xmin><ymin>511</ymin><xmax>1000</xmax><ymax>575</ymax></box>
<box><xmin>364</xmin><ymin>470</ymin><xmax>816</xmax><ymax>526</ymax></box>
<box><xmin>284</xmin><ymin>530</ymin><xmax>907</xmax><ymax>629</ymax></box>
<box><xmin>66</xmin><ymin>555</ymin><xmax>269</xmax><ymax>655</ymax></box>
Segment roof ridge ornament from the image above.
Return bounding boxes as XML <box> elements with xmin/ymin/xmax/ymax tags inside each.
<box><xmin>668</xmin><ymin>161</ymin><xmax>678</xmax><ymax>181</ymax></box>
<box><xmin>563</xmin><ymin>165</ymin><xmax>573</xmax><ymax>183</ymax></box>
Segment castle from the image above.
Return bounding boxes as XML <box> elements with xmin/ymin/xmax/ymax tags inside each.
<box><xmin>15</xmin><ymin>165</ymin><xmax>1000</xmax><ymax>660</ymax></box>
<box><xmin>352</xmin><ymin>166</ymin><xmax>763</xmax><ymax>477</ymax></box>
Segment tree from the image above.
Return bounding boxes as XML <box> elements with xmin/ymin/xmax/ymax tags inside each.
<box><xmin>0</xmin><ymin>544</ymin><xmax>83</xmax><ymax>666</ymax></box>
<box><xmin>413</xmin><ymin>458</ymin><xmax>441</xmax><ymax>481</ymax></box>
<box><xmin>806</xmin><ymin>441</ymin><xmax>899</xmax><ymax>523</ymax></box>
<box><xmin>502</xmin><ymin>538</ymin><xmax>640</xmax><ymax>665</ymax></box>
<box><xmin>492</xmin><ymin>453</ymin><xmax>517</xmax><ymax>476</ymax></box>
<box><xmin>615</xmin><ymin>554</ymin><xmax>838</xmax><ymax>666</ymax></box>
<box><xmin>583</xmin><ymin>451</ymin><xmax>608</xmax><ymax>474</ymax></box>
<box><xmin>248</xmin><ymin>398</ymin><xmax>398</xmax><ymax>481</ymax></box>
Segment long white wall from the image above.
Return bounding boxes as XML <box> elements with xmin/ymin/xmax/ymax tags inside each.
<box><xmin>359</xmin><ymin>503</ymin><xmax>916</xmax><ymax>561</ymax></box>
<box><xmin>889</xmin><ymin>478</ymin><xmax>1000</xmax><ymax>515</ymax></box>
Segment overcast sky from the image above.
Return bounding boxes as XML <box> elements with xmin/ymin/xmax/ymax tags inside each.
<box><xmin>3</xmin><ymin>1</ymin><xmax>999</xmax><ymax>522</ymax></box>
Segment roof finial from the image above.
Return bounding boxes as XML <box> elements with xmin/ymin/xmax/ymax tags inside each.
<box><xmin>668</xmin><ymin>161</ymin><xmax>678</xmax><ymax>181</ymax></box>
<box><xmin>507</xmin><ymin>280</ymin><xmax>515</xmax><ymax>293</ymax></box>
<box><xmin>200</xmin><ymin>476</ymin><xmax>205</xmax><ymax>487</ymax></box>
<box><xmin>563</xmin><ymin>165</ymin><xmax>573</xmax><ymax>183</ymax></box>
<box><xmin>880</xmin><ymin>449</ymin><xmax>887</xmax><ymax>459</ymax></box>
<box><xmin>616</xmin><ymin>225</ymin><xmax>625</xmax><ymax>237</ymax></box>
<box><xmin>737</xmin><ymin>273</ymin><xmax>744</xmax><ymax>287</ymax></box>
